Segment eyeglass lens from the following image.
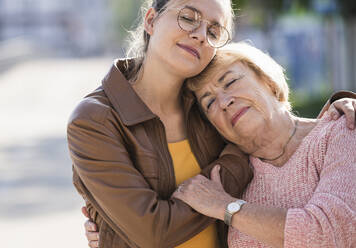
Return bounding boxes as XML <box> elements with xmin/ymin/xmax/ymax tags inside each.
<box><xmin>177</xmin><ymin>7</ymin><xmax>229</xmax><ymax>48</ymax></box>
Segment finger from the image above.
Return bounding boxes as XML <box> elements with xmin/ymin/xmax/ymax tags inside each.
<box><xmin>172</xmin><ymin>191</ymin><xmax>185</xmax><ymax>202</ymax></box>
<box><xmin>84</xmin><ymin>220</ymin><xmax>97</xmax><ymax>232</ymax></box>
<box><xmin>173</xmin><ymin>192</ymin><xmax>182</xmax><ymax>199</ymax></box>
<box><xmin>341</xmin><ymin>103</ymin><xmax>355</xmax><ymax>129</ymax></box>
<box><xmin>82</xmin><ymin>206</ymin><xmax>89</xmax><ymax>218</ymax></box>
<box><xmin>327</xmin><ymin>105</ymin><xmax>340</xmax><ymax>120</ymax></box>
<box><xmin>172</xmin><ymin>191</ymin><xmax>179</xmax><ymax>198</ymax></box>
<box><xmin>88</xmin><ymin>240</ymin><xmax>99</xmax><ymax>248</ymax></box>
<box><xmin>175</xmin><ymin>185</ymin><xmax>184</xmax><ymax>194</ymax></box>
<box><xmin>331</xmin><ymin>110</ymin><xmax>341</xmax><ymax>120</ymax></box>
<box><xmin>210</xmin><ymin>165</ymin><xmax>222</xmax><ymax>184</ymax></box>
<box><xmin>86</xmin><ymin>230</ymin><xmax>99</xmax><ymax>242</ymax></box>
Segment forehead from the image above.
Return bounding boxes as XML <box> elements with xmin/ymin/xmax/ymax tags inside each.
<box><xmin>194</xmin><ymin>62</ymin><xmax>248</xmax><ymax>96</ymax></box>
<box><xmin>175</xmin><ymin>0</ymin><xmax>228</xmax><ymax>25</ymax></box>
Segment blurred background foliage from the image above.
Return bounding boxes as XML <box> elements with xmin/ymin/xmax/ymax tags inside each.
<box><xmin>106</xmin><ymin>0</ymin><xmax>356</xmax><ymax>117</ymax></box>
<box><xmin>0</xmin><ymin>0</ymin><xmax>355</xmax><ymax>117</ymax></box>
<box><xmin>230</xmin><ymin>0</ymin><xmax>356</xmax><ymax>117</ymax></box>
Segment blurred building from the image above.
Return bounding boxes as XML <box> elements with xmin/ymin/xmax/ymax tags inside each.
<box><xmin>235</xmin><ymin>13</ymin><xmax>355</xmax><ymax>94</ymax></box>
<box><xmin>0</xmin><ymin>0</ymin><xmax>110</xmax><ymax>56</ymax></box>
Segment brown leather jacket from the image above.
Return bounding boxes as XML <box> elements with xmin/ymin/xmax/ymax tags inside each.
<box><xmin>67</xmin><ymin>59</ymin><xmax>254</xmax><ymax>248</ymax></box>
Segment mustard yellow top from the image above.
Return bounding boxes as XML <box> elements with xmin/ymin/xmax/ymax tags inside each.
<box><xmin>168</xmin><ymin>140</ymin><xmax>220</xmax><ymax>248</ymax></box>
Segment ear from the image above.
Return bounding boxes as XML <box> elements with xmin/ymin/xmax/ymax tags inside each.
<box><xmin>144</xmin><ymin>7</ymin><xmax>157</xmax><ymax>36</ymax></box>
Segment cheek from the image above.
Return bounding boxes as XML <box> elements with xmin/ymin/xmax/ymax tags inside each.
<box><xmin>236</xmin><ymin>89</ymin><xmax>269</xmax><ymax>115</ymax></box>
<box><xmin>209</xmin><ymin>112</ymin><xmax>230</xmax><ymax>136</ymax></box>
<box><xmin>152</xmin><ymin>16</ymin><xmax>180</xmax><ymax>42</ymax></box>
<box><xmin>202</xmin><ymin>48</ymin><xmax>216</xmax><ymax>66</ymax></box>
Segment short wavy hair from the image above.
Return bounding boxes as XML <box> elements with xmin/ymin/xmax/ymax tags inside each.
<box><xmin>187</xmin><ymin>42</ymin><xmax>291</xmax><ymax>110</ymax></box>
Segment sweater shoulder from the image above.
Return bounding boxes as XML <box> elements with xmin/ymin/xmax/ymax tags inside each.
<box><xmin>307</xmin><ymin>115</ymin><xmax>354</xmax><ymax>171</ymax></box>
<box><xmin>311</xmin><ymin>115</ymin><xmax>352</xmax><ymax>147</ymax></box>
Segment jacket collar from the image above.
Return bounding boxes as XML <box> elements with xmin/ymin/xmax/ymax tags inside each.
<box><xmin>102</xmin><ymin>59</ymin><xmax>156</xmax><ymax>126</ymax></box>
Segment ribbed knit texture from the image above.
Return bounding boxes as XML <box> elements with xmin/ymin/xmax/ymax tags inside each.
<box><xmin>228</xmin><ymin>115</ymin><xmax>356</xmax><ymax>248</ymax></box>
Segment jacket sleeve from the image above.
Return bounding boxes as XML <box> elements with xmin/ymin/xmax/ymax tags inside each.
<box><xmin>199</xmin><ymin>144</ymin><xmax>253</xmax><ymax>248</ymax></box>
<box><xmin>317</xmin><ymin>90</ymin><xmax>356</xmax><ymax>118</ymax></box>
<box><xmin>67</xmin><ymin>101</ymin><xmax>214</xmax><ymax>248</ymax></box>
<box><xmin>284</xmin><ymin>117</ymin><xmax>356</xmax><ymax>247</ymax></box>
<box><xmin>200</xmin><ymin>143</ymin><xmax>253</xmax><ymax>199</ymax></box>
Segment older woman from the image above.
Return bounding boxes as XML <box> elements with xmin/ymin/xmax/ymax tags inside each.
<box><xmin>173</xmin><ymin>42</ymin><xmax>356</xmax><ymax>248</ymax></box>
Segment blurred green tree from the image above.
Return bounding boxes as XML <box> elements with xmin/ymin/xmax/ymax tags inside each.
<box><xmin>108</xmin><ymin>0</ymin><xmax>144</xmax><ymax>51</ymax></box>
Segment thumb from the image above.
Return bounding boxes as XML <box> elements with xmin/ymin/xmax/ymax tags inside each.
<box><xmin>82</xmin><ymin>206</ymin><xmax>89</xmax><ymax>218</ymax></box>
<box><xmin>211</xmin><ymin>165</ymin><xmax>222</xmax><ymax>185</ymax></box>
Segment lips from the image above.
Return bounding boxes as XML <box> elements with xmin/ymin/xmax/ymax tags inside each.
<box><xmin>177</xmin><ymin>43</ymin><xmax>200</xmax><ymax>59</ymax></box>
<box><xmin>231</xmin><ymin>107</ymin><xmax>250</xmax><ymax>126</ymax></box>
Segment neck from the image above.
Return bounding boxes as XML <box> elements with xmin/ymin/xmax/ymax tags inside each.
<box><xmin>132</xmin><ymin>55</ymin><xmax>185</xmax><ymax>115</ymax></box>
<box><xmin>250</xmin><ymin>113</ymin><xmax>318</xmax><ymax>167</ymax></box>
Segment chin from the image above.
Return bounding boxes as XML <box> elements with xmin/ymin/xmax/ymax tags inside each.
<box><xmin>233</xmin><ymin>117</ymin><xmax>263</xmax><ymax>140</ymax></box>
<box><xmin>174</xmin><ymin>52</ymin><xmax>210</xmax><ymax>77</ymax></box>
<box><xmin>175</xmin><ymin>61</ymin><xmax>205</xmax><ymax>78</ymax></box>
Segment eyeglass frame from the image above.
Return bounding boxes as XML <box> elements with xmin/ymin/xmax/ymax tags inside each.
<box><xmin>176</xmin><ymin>6</ymin><xmax>231</xmax><ymax>48</ymax></box>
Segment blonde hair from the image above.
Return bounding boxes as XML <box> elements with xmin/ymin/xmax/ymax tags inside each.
<box><xmin>187</xmin><ymin>42</ymin><xmax>291</xmax><ymax>110</ymax></box>
<box><xmin>124</xmin><ymin>0</ymin><xmax>235</xmax><ymax>81</ymax></box>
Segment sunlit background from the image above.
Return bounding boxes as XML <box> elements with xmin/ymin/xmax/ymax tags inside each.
<box><xmin>1</xmin><ymin>0</ymin><xmax>355</xmax><ymax>247</ymax></box>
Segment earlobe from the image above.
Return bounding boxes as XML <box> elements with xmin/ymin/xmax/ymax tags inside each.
<box><xmin>144</xmin><ymin>8</ymin><xmax>157</xmax><ymax>35</ymax></box>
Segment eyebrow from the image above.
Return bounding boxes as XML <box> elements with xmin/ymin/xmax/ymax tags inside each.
<box><xmin>199</xmin><ymin>71</ymin><xmax>234</xmax><ymax>104</ymax></box>
<box><xmin>198</xmin><ymin>73</ymin><xmax>245</xmax><ymax>105</ymax></box>
<box><xmin>184</xmin><ymin>5</ymin><xmax>221</xmax><ymax>26</ymax></box>
<box><xmin>218</xmin><ymin>70</ymin><xmax>233</xmax><ymax>83</ymax></box>
<box><xmin>185</xmin><ymin>5</ymin><xmax>201</xmax><ymax>15</ymax></box>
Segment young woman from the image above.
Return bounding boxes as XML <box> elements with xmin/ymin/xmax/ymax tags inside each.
<box><xmin>68</xmin><ymin>0</ymin><xmax>356</xmax><ymax>247</ymax></box>
<box><xmin>68</xmin><ymin>1</ymin><xmax>252</xmax><ymax>248</ymax></box>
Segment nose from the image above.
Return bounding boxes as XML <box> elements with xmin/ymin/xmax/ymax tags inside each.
<box><xmin>189</xmin><ymin>22</ymin><xmax>207</xmax><ymax>44</ymax></box>
<box><xmin>218</xmin><ymin>94</ymin><xmax>234</xmax><ymax>112</ymax></box>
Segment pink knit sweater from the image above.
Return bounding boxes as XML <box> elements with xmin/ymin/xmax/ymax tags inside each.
<box><xmin>228</xmin><ymin>115</ymin><xmax>356</xmax><ymax>248</ymax></box>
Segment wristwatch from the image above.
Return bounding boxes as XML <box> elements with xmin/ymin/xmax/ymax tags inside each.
<box><xmin>224</xmin><ymin>199</ymin><xmax>246</xmax><ymax>226</ymax></box>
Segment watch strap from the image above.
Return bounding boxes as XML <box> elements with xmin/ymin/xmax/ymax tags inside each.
<box><xmin>224</xmin><ymin>199</ymin><xmax>246</xmax><ymax>226</ymax></box>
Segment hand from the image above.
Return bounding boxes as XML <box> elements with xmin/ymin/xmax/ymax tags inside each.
<box><xmin>173</xmin><ymin>165</ymin><xmax>235</xmax><ymax>220</ymax></box>
<box><xmin>82</xmin><ymin>206</ymin><xmax>99</xmax><ymax>248</ymax></box>
<box><xmin>328</xmin><ymin>98</ymin><xmax>356</xmax><ymax>129</ymax></box>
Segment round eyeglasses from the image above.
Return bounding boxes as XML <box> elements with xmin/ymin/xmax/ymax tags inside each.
<box><xmin>177</xmin><ymin>7</ymin><xmax>231</xmax><ymax>48</ymax></box>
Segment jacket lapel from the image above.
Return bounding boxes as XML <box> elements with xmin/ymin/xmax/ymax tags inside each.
<box><xmin>102</xmin><ymin>59</ymin><xmax>156</xmax><ymax>126</ymax></box>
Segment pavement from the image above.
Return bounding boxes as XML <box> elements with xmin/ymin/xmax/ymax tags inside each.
<box><xmin>0</xmin><ymin>57</ymin><xmax>114</xmax><ymax>248</ymax></box>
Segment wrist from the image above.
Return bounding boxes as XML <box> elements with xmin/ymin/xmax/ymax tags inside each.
<box><xmin>224</xmin><ymin>198</ymin><xmax>247</xmax><ymax>226</ymax></box>
<box><xmin>218</xmin><ymin>197</ymin><xmax>236</xmax><ymax>221</ymax></box>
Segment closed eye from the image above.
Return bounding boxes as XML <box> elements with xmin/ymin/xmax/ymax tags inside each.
<box><xmin>224</xmin><ymin>79</ymin><xmax>237</xmax><ymax>89</ymax></box>
<box><xmin>180</xmin><ymin>16</ymin><xmax>195</xmax><ymax>23</ymax></box>
<box><xmin>208</xmin><ymin>30</ymin><xmax>217</xmax><ymax>39</ymax></box>
<box><xmin>207</xmin><ymin>98</ymin><xmax>215</xmax><ymax>110</ymax></box>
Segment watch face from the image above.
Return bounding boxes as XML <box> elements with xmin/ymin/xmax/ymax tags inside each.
<box><xmin>227</xmin><ymin>203</ymin><xmax>241</xmax><ymax>212</ymax></box>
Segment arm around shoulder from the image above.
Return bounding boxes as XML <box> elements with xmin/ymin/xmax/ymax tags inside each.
<box><xmin>318</xmin><ymin>90</ymin><xmax>356</xmax><ymax>118</ymax></box>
